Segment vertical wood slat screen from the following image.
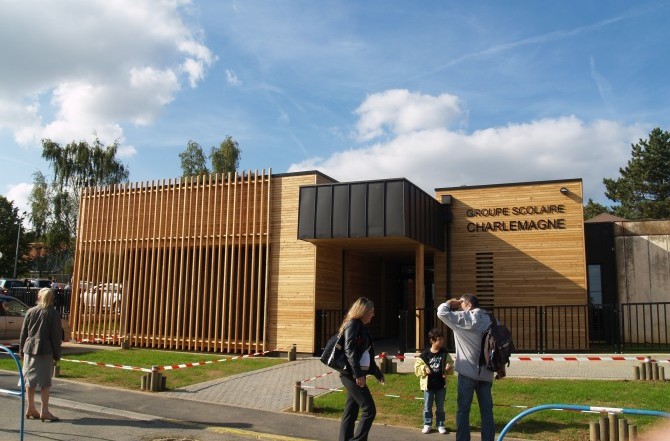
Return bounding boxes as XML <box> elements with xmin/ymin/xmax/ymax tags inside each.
<box><xmin>71</xmin><ymin>170</ymin><xmax>272</xmax><ymax>353</ymax></box>
<box><xmin>475</xmin><ymin>252</ymin><xmax>494</xmax><ymax>308</ymax></box>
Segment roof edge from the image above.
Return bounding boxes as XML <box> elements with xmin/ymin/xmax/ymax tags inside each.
<box><xmin>435</xmin><ymin>178</ymin><xmax>582</xmax><ymax>192</ymax></box>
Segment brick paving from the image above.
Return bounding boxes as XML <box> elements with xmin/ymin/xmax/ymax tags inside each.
<box><xmin>160</xmin><ymin>357</ymin><xmax>344</xmax><ymax>411</ymax></box>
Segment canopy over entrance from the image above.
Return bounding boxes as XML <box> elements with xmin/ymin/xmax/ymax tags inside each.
<box><xmin>298</xmin><ymin>178</ymin><xmax>447</xmax><ymax>350</ymax></box>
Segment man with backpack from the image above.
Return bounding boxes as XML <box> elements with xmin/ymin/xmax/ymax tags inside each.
<box><xmin>437</xmin><ymin>294</ymin><xmax>495</xmax><ymax>441</ymax></box>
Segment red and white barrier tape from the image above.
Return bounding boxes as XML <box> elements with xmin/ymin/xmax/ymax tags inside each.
<box><xmin>60</xmin><ymin>358</ymin><xmax>153</xmax><ymax>372</ymax></box>
<box><xmin>75</xmin><ymin>336</ymin><xmax>120</xmax><ymax>344</ymax></box>
<box><xmin>300</xmin><ymin>384</ymin><xmax>424</xmax><ymax>401</ymax></box>
<box><xmin>157</xmin><ymin>349</ymin><xmax>274</xmax><ymax>371</ymax></box>
<box><xmin>511</xmin><ymin>356</ymin><xmax>670</xmax><ymax>363</ymax></box>
<box><xmin>60</xmin><ymin>348</ymin><xmax>279</xmax><ymax>372</ymax></box>
<box><xmin>376</xmin><ymin>353</ymin><xmax>405</xmax><ymax>360</ymax></box>
<box><xmin>300</xmin><ymin>384</ymin><xmax>345</xmax><ymax>393</ymax></box>
<box><xmin>399</xmin><ymin>354</ymin><xmax>669</xmax><ymax>363</ymax></box>
<box><xmin>301</xmin><ymin>370</ymin><xmax>338</xmax><ymax>384</ymax></box>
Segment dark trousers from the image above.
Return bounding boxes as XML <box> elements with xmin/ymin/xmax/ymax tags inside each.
<box><xmin>339</xmin><ymin>373</ymin><xmax>376</xmax><ymax>441</ymax></box>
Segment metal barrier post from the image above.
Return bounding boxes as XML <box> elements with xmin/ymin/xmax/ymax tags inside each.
<box><xmin>0</xmin><ymin>344</ymin><xmax>25</xmax><ymax>441</ymax></box>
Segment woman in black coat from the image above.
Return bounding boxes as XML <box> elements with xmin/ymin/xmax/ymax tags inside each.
<box><xmin>337</xmin><ymin>297</ymin><xmax>385</xmax><ymax>441</ymax></box>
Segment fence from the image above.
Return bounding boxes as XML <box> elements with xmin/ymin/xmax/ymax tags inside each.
<box><xmin>5</xmin><ymin>287</ymin><xmax>71</xmax><ymax>317</ymax></box>
<box><xmin>316</xmin><ymin>302</ymin><xmax>670</xmax><ymax>354</ymax></box>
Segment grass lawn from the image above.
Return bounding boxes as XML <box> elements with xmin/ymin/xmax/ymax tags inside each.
<box><xmin>0</xmin><ymin>347</ymin><xmax>286</xmax><ymax>390</ymax></box>
<box><xmin>314</xmin><ymin>373</ymin><xmax>670</xmax><ymax>441</ymax></box>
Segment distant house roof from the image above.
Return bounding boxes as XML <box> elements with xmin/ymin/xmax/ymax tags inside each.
<box><xmin>585</xmin><ymin>213</ymin><xmax>628</xmax><ymax>223</ymax></box>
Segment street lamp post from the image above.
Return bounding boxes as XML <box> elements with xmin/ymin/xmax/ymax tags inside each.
<box><xmin>13</xmin><ymin>212</ymin><xmax>25</xmax><ymax>279</ymax></box>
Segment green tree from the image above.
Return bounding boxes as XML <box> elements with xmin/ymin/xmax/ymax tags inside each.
<box><xmin>179</xmin><ymin>140</ymin><xmax>209</xmax><ymax>177</ymax></box>
<box><xmin>0</xmin><ymin>196</ymin><xmax>29</xmax><ymax>277</ymax></box>
<box><xmin>42</xmin><ymin>138</ymin><xmax>129</xmax><ymax>194</ymax></box>
<box><xmin>210</xmin><ymin>136</ymin><xmax>241</xmax><ymax>175</ymax></box>
<box><xmin>603</xmin><ymin>128</ymin><xmax>670</xmax><ymax>219</ymax></box>
<box><xmin>28</xmin><ymin>172</ymin><xmax>49</xmax><ymax>275</ymax></box>
<box><xmin>29</xmin><ymin>138</ymin><xmax>129</xmax><ymax>275</ymax></box>
<box><xmin>583</xmin><ymin>199</ymin><xmax>611</xmax><ymax>220</ymax></box>
<box><xmin>29</xmin><ymin>172</ymin><xmax>49</xmax><ymax>239</ymax></box>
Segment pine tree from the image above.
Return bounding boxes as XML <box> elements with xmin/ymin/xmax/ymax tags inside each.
<box><xmin>603</xmin><ymin>128</ymin><xmax>670</xmax><ymax>219</ymax></box>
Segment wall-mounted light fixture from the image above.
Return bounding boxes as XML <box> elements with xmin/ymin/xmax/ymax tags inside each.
<box><xmin>560</xmin><ymin>187</ymin><xmax>569</xmax><ymax>195</ymax></box>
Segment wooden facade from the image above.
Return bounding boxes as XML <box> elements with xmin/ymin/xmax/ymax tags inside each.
<box><xmin>434</xmin><ymin>179</ymin><xmax>588</xmax><ymax>348</ymax></box>
<box><xmin>72</xmin><ymin>171</ymin><xmax>276</xmax><ymax>353</ymax></box>
<box><xmin>71</xmin><ymin>172</ymin><xmax>588</xmax><ymax>354</ymax></box>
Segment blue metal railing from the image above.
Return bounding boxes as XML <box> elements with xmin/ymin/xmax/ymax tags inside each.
<box><xmin>497</xmin><ymin>403</ymin><xmax>670</xmax><ymax>441</ymax></box>
<box><xmin>0</xmin><ymin>344</ymin><xmax>25</xmax><ymax>440</ymax></box>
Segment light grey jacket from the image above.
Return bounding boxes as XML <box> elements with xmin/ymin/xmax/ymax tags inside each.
<box><xmin>19</xmin><ymin>305</ymin><xmax>62</xmax><ymax>360</ymax></box>
<box><xmin>437</xmin><ymin>303</ymin><xmax>494</xmax><ymax>382</ymax></box>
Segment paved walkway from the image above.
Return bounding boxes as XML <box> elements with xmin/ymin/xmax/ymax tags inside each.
<box><xmin>161</xmin><ymin>357</ymin><xmax>344</xmax><ymax>411</ymax></box>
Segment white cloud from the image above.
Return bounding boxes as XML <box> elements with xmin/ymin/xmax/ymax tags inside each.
<box><xmin>226</xmin><ymin>69</ymin><xmax>242</xmax><ymax>86</ymax></box>
<box><xmin>182</xmin><ymin>58</ymin><xmax>206</xmax><ymax>88</ymax></box>
<box><xmin>290</xmin><ymin>91</ymin><xmax>646</xmax><ymax>204</ymax></box>
<box><xmin>117</xmin><ymin>144</ymin><xmax>137</xmax><ymax>158</ymax></box>
<box><xmin>5</xmin><ymin>182</ymin><xmax>34</xmax><ymax>217</ymax></box>
<box><xmin>590</xmin><ymin>57</ymin><xmax>613</xmax><ymax>106</ymax></box>
<box><xmin>0</xmin><ymin>0</ymin><xmax>214</xmax><ymax>153</ymax></box>
<box><xmin>354</xmin><ymin>90</ymin><xmax>462</xmax><ymax>141</ymax></box>
<box><xmin>0</xmin><ymin>99</ymin><xmax>43</xmax><ymax>145</ymax></box>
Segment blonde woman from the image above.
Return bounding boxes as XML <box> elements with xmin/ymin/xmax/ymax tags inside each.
<box><xmin>19</xmin><ymin>288</ymin><xmax>63</xmax><ymax>421</ymax></box>
<box><xmin>338</xmin><ymin>297</ymin><xmax>385</xmax><ymax>441</ymax></box>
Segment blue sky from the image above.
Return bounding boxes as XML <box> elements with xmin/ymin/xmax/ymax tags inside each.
<box><xmin>1</xmin><ymin>0</ymin><xmax>669</xmax><ymax>219</ymax></box>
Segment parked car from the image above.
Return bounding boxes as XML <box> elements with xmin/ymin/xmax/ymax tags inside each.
<box><xmin>81</xmin><ymin>283</ymin><xmax>122</xmax><ymax>311</ymax></box>
<box><xmin>0</xmin><ymin>278</ymin><xmax>25</xmax><ymax>295</ymax></box>
<box><xmin>0</xmin><ymin>294</ymin><xmax>71</xmax><ymax>347</ymax></box>
<box><xmin>28</xmin><ymin>278</ymin><xmax>53</xmax><ymax>289</ymax></box>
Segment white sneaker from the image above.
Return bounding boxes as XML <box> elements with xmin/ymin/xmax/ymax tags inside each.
<box><xmin>438</xmin><ymin>426</ymin><xmax>448</xmax><ymax>434</ymax></box>
<box><xmin>422</xmin><ymin>425</ymin><xmax>431</xmax><ymax>434</ymax></box>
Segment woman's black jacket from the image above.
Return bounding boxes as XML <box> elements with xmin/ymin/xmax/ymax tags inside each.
<box><xmin>342</xmin><ymin>318</ymin><xmax>384</xmax><ymax>381</ymax></box>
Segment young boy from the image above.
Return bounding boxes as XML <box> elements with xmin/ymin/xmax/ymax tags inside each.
<box><xmin>414</xmin><ymin>327</ymin><xmax>453</xmax><ymax>434</ymax></box>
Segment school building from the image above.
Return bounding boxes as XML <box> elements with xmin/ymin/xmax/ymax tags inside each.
<box><xmin>70</xmin><ymin>171</ymin><xmax>603</xmax><ymax>354</ymax></box>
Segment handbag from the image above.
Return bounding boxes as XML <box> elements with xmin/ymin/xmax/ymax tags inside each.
<box><xmin>320</xmin><ymin>333</ymin><xmax>347</xmax><ymax>372</ymax></box>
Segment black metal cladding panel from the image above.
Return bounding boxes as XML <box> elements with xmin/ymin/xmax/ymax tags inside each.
<box><xmin>423</xmin><ymin>197</ymin><xmax>431</xmax><ymax>244</ymax></box>
<box><xmin>298</xmin><ymin>186</ymin><xmax>316</xmax><ymax>239</ymax></box>
<box><xmin>368</xmin><ymin>182</ymin><xmax>385</xmax><ymax>236</ymax></box>
<box><xmin>350</xmin><ymin>183</ymin><xmax>367</xmax><ymax>237</ymax></box>
<box><xmin>404</xmin><ymin>183</ymin><xmax>411</xmax><ymax>237</ymax></box>
<box><xmin>404</xmin><ymin>183</ymin><xmax>445</xmax><ymax>248</ymax></box>
<box><xmin>332</xmin><ymin>184</ymin><xmax>350</xmax><ymax>238</ymax></box>
<box><xmin>428</xmin><ymin>201</ymin><xmax>436</xmax><ymax>245</ymax></box>
<box><xmin>297</xmin><ymin>178</ymin><xmax>445</xmax><ymax>251</ymax></box>
<box><xmin>421</xmin><ymin>190</ymin><xmax>427</xmax><ymax>242</ymax></box>
<box><xmin>315</xmin><ymin>186</ymin><xmax>333</xmax><ymax>238</ymax></box>
<box><xmin>410</xmin><ymin>186</ymin><xmax>419</xmax><ymax>240</ymax></box>
<box><xmin>385</xmin><ymin>180</ymin><xmax>405</xmax><ymax>236</ymax></box>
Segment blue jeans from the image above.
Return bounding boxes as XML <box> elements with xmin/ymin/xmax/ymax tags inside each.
<box><xmin>456</xmin><ymin>375</ymin><xmax>494</xmax><ymax>441</ymax></box>
<box><xmin>423</xmin><ymin>387</ymin><xmax>446</xmax><ymax>426</ymax></box>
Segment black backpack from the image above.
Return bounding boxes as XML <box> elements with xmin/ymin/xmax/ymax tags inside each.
<box><xmin>479</xmin><ymin>312</ymin><xmax>515</xmax><ymax>379</ymax></box>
